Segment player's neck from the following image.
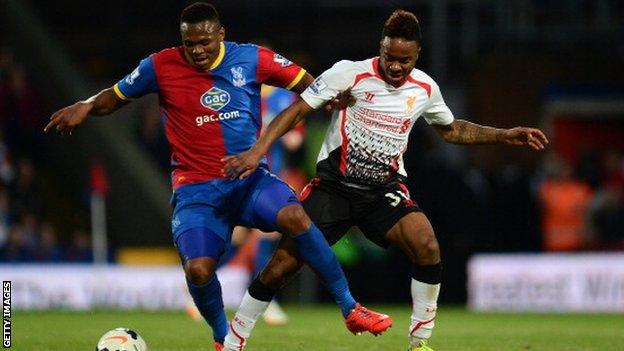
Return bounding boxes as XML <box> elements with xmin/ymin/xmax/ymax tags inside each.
<box><xmin>181</xmin><ymin>42</ymin><xmax>225</xmax><ymax>71</ymax></box>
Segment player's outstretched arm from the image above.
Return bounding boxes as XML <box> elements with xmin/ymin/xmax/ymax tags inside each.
<box><xmin>431</xmin><ymin>119</ymin><xmax>548</xmax><ymax>150</ymax></box>
<box><xmin>44</xmin><ymin>87</ymin><xmax>128</xmax><ymax>135</ymax></box>
<box><xmin>222</xmin><ymin>98</ymin><xmax>315</xmax><ymax>179</ymax></box>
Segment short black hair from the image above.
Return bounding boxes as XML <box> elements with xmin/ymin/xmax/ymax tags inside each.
<box><xmin>381</xmin><ymin>10</ymin><xmax>422</xmax><ymax>43</ymax></box>
<box><xmin>180</xmin><ymin>2</ymin><xmax>220</xmax><ymax>25</ymax></box>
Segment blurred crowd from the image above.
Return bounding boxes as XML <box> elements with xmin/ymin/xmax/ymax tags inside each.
<box><xmin>0</xmin><ymin>46</ymin><xmax>94</xmax><ymax>263</ymax></box>
<box><xmin>537</xmin><ymin>149</ymin><xmax>624</xmax><ymax>251</ymax></box>
<box><xmin>132</xmin><ymin>96</ymin><xmax>170</xmax><ymax>174</ymax></box>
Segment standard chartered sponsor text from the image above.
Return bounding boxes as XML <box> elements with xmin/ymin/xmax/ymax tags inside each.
<box><xmin>352</xmin><ymin>107</ymin><xmax>410</xmax><ymax>134</ymax></box>
<box><xmin>196</xmin><ymin>110</ymin><xmax>241</xmax><ymax>126</ymax></box>
<box><xmin>355</xmin><ymin>107</ymin><xmax>402</xmax><ymax>124</ymax></box>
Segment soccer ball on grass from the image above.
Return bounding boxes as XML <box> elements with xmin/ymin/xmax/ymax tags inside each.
<box><xmin>96</xmin><ymin>327</ymin><xmax>148</xmax><ymax>351</ymax></box>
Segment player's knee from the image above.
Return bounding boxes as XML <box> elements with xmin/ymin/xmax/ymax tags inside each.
<box><xmin>277</xmin><ymin>205</ymin><xmax>311</xmax><ymax>235</ymax></box>
<box><xmin>184</xmin><ymin>259</ymin><xmax>215</xmax><ymax>285</ymax></box>
<box><xmin>418</xmin><ymin>233</ymin><xmax>440</xmax><ymax>263</ymax></box>
<box><xmin>261</xmin><ymin>266</ymin><xmax>288</xmax><ymax>290</ymax></box>
<box><xmin>261</xmin><ymin>253</ymin><xmax>301</xmax><ymax>289</ymax></box>
<box><xmin>424</xmin><ymin>234</ymin><xmax>440</xmax><ymax>255</ymax></box>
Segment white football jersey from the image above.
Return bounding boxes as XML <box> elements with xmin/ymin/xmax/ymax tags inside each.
<box><xmin>301</xmin><ymin>57</ymin><xmax>454</xmax><ymax>186</ymax></box>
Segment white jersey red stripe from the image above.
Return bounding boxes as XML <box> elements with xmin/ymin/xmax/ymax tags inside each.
<box><xmin>301</xmin><ymin>57</ymin><xmax>454</xmax><ymax>186</ymax></box>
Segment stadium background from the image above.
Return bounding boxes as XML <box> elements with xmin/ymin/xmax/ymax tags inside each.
<box><xmin>1</xmin><ymin>0</ymin><xmax>623</xmax><ymax>315</ymax></box>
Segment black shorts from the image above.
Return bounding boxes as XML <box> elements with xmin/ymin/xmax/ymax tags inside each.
<box><xmin>301</xmin><ymin>177</ymin><xmax>422</xmax><ymax>248</ymax></box>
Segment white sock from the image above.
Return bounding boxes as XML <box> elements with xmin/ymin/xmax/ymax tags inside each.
<box><xmin>409</xmin><ymin>279</ymin><xmax>440</xmax><ymax>341</ymax></box>
<box><xmin>224</xmin><ymin>291</ymin><xmax>270</xmax><ymax>350</ymax></box>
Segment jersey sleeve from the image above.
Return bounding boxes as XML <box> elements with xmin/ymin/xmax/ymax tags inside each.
<box><xmin>256</xmin><ymin>47</ymin><xmax>306</xmax><ymax>90</ymax></box>
<box><xmin>113</xmin><ymin>56</ymin><xmax>158</xmax><ymax>100</ymax></box>
<box><xmin>422</xmin><ymin>81</ymin><xmax>454</xmax><ymax>125</ymax></box>
<box><xmin>300</xmin><ymin>60</ymin><xmax>356</xmax><ymax>109</ymax></box>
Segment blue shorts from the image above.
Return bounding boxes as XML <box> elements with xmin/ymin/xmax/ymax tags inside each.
<box><xmin>172</xmin><ymin>167</ymin><xmax>299</xmax><ymax>261</ymax></box>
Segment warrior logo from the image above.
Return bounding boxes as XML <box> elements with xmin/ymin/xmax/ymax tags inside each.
<box><xmin>200</xmin><ymin>87</ymin><xmax>230</xmax><ymax>111</ymax></box>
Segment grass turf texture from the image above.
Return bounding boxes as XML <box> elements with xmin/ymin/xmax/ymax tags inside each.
<box><xmin>13</xmin><ymin>306</ymin><xmax>624</xmax><ymax>350</ymax></box>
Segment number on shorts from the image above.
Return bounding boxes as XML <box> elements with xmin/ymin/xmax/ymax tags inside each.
<box><xmin>385</xmin><ymin>190</ymin><xmax>410</xmax><ymax>207</ymax></box>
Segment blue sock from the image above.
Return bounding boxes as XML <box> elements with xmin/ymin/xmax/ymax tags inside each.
<box><xmin>254</xmin><ymin>237</ymin><xmax>277</xmax><ymax>276</ymax></box>
<box><xmin>292</xmin><ymin>224</ymin><xmax>356</xmax><ymax>317</ymax></box>
<box><xmin>186</xmin><ymin>276</ymin><xmax>228</xmax><ymax>343</ymax></box>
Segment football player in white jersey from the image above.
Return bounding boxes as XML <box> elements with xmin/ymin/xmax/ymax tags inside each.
<box><xmin>222</xmin><ymin>9</ymin><xmax>548</xmax><ymax>351</ymax></box>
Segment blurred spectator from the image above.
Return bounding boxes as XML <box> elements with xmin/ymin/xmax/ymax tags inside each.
<box><xmin>586</xmin><ymin>151</ymin><xmax>624</xmax><ymax>249</ymax></box>
<box><xmin>0</xmin><ymin>45</ymin><xmax>107</xmax><ymax>264</ymax></box>
<box><xmin>64</xmin><ymin>229</ymin><xmax>94</xmax><ymax>262</ymax></box>
<box><xmin>575</xmin><ymin>149</ymin><xmax>602</xmax><ymax>189</ymax></box>
<box><xmin>33</xmin><ymin>222</ymin><xmax>63</xmax><ymax>262</ymax></box>
<box><xmin>0</xmin><ymin>224</ymin><xmax>31</xmax><ymax>262</ymax></box>
<box><xmin>135</xmin><ymin>99</ymin><xmax>169</xmax><ymax>173</ymax></box>
<box><xmin>0</xmin><ymin>47</ymin><xmax>15</xmax><ymax>118</ymax></box>
<box><xmin>0</xmin><ymin>186</ymin><xmax>10</xmax><ymax>247</ymax></box>
<box><xmin>260</xmin><ymin>84</ymin><xmax>307</xmax><ymax>191</ymax></box>
<box><xmin>10</xmin><ymin>157</ymin><xmax>41</xmax><ymax>217</ymax></box>
<box><xmin>2</xmin><ymin>64</ymin><xmax>44</xmax><ymax>157</ymax></box>
<box><xmin>0</xmin><ymin>131</ymin><xmax>14</xmax><ymax>184</ymax></box>
<box><xmin>602</xmin><ymin>150</ymin><xmax>624</xmax><ymax>189</ymax></box>
<box><xmin>18</xmin><ymin>211</ymin><xmax>39</xmax><ymax>250</ymax></box>
<box><xmin>587</xmin><ymin>182</ymin><xmax>624</xmax><ymax>249</ymax></box>
<box><xmin>538</xmin><ymin>152</ymin><xmax>593</xmax><ymax>251</ymax></box>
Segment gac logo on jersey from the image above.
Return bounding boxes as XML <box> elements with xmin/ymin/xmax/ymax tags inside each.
<box><xmin>195</xmin><ymin>110</ymin><xmax>241</xmax><ymax>126</ymax></box>
<box><xmin>273</xmin><ymin>54</ymin><xmax>292</xmax><ymax>67</ymax></box>
<box><xmin>200</xmin><ymin>87</ymin><xmax>230</xmax><ymax>111</ymax></box>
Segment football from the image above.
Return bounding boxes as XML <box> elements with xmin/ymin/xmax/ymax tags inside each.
<box><xmin>95</xmin><ymin>327</ymin><xmax>148</xmax><ymax>351</ymax></box>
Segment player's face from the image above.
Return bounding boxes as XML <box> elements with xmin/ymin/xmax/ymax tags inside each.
<box><xmin>379</xmin><ymin>37</ymin><xmax>420</xmax><ymax>87</ymax></box>
<box><xmin>180</xmin><ymin>20</ymin><xmax>225</xmax><ymax>70</ymax></box>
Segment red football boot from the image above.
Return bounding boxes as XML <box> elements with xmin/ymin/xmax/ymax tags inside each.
<box><xmin>345</xmin><ymin>303</ymin><xmax>393</xmax><ymax>336</ymax></box>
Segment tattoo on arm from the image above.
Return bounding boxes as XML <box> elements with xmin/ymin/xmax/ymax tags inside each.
<box><xmin>440</xmin><ymin>119</ymin><xmax>504</xmax><ymax>145</ymax></box>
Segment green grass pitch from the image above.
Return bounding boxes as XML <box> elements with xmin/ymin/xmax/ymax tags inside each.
<box><xmin>12</xmin><ymin>305</ymin><xmax>624</xmax><ymax>350</ymax></box>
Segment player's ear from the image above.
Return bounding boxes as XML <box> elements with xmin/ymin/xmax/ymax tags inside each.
<box><xmin>379</xmin><ymin>36</ymin><xmax>389</xmax><ymax>57</ymax></box>
<box><xmin>218</xmin><ymin>26</ymin><xmax>225</xmax><ymax>41</ymax></box>
<box><xmin>415</xmin><ymin>44</ymin><xmax>421</xmax><ymax>61</ymax></box>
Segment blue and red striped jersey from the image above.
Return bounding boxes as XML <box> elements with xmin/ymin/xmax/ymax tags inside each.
<box><xmin>114</xmin><ymin>41</ymin><xmax>306</xmax><ymax>189</ymax></box>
